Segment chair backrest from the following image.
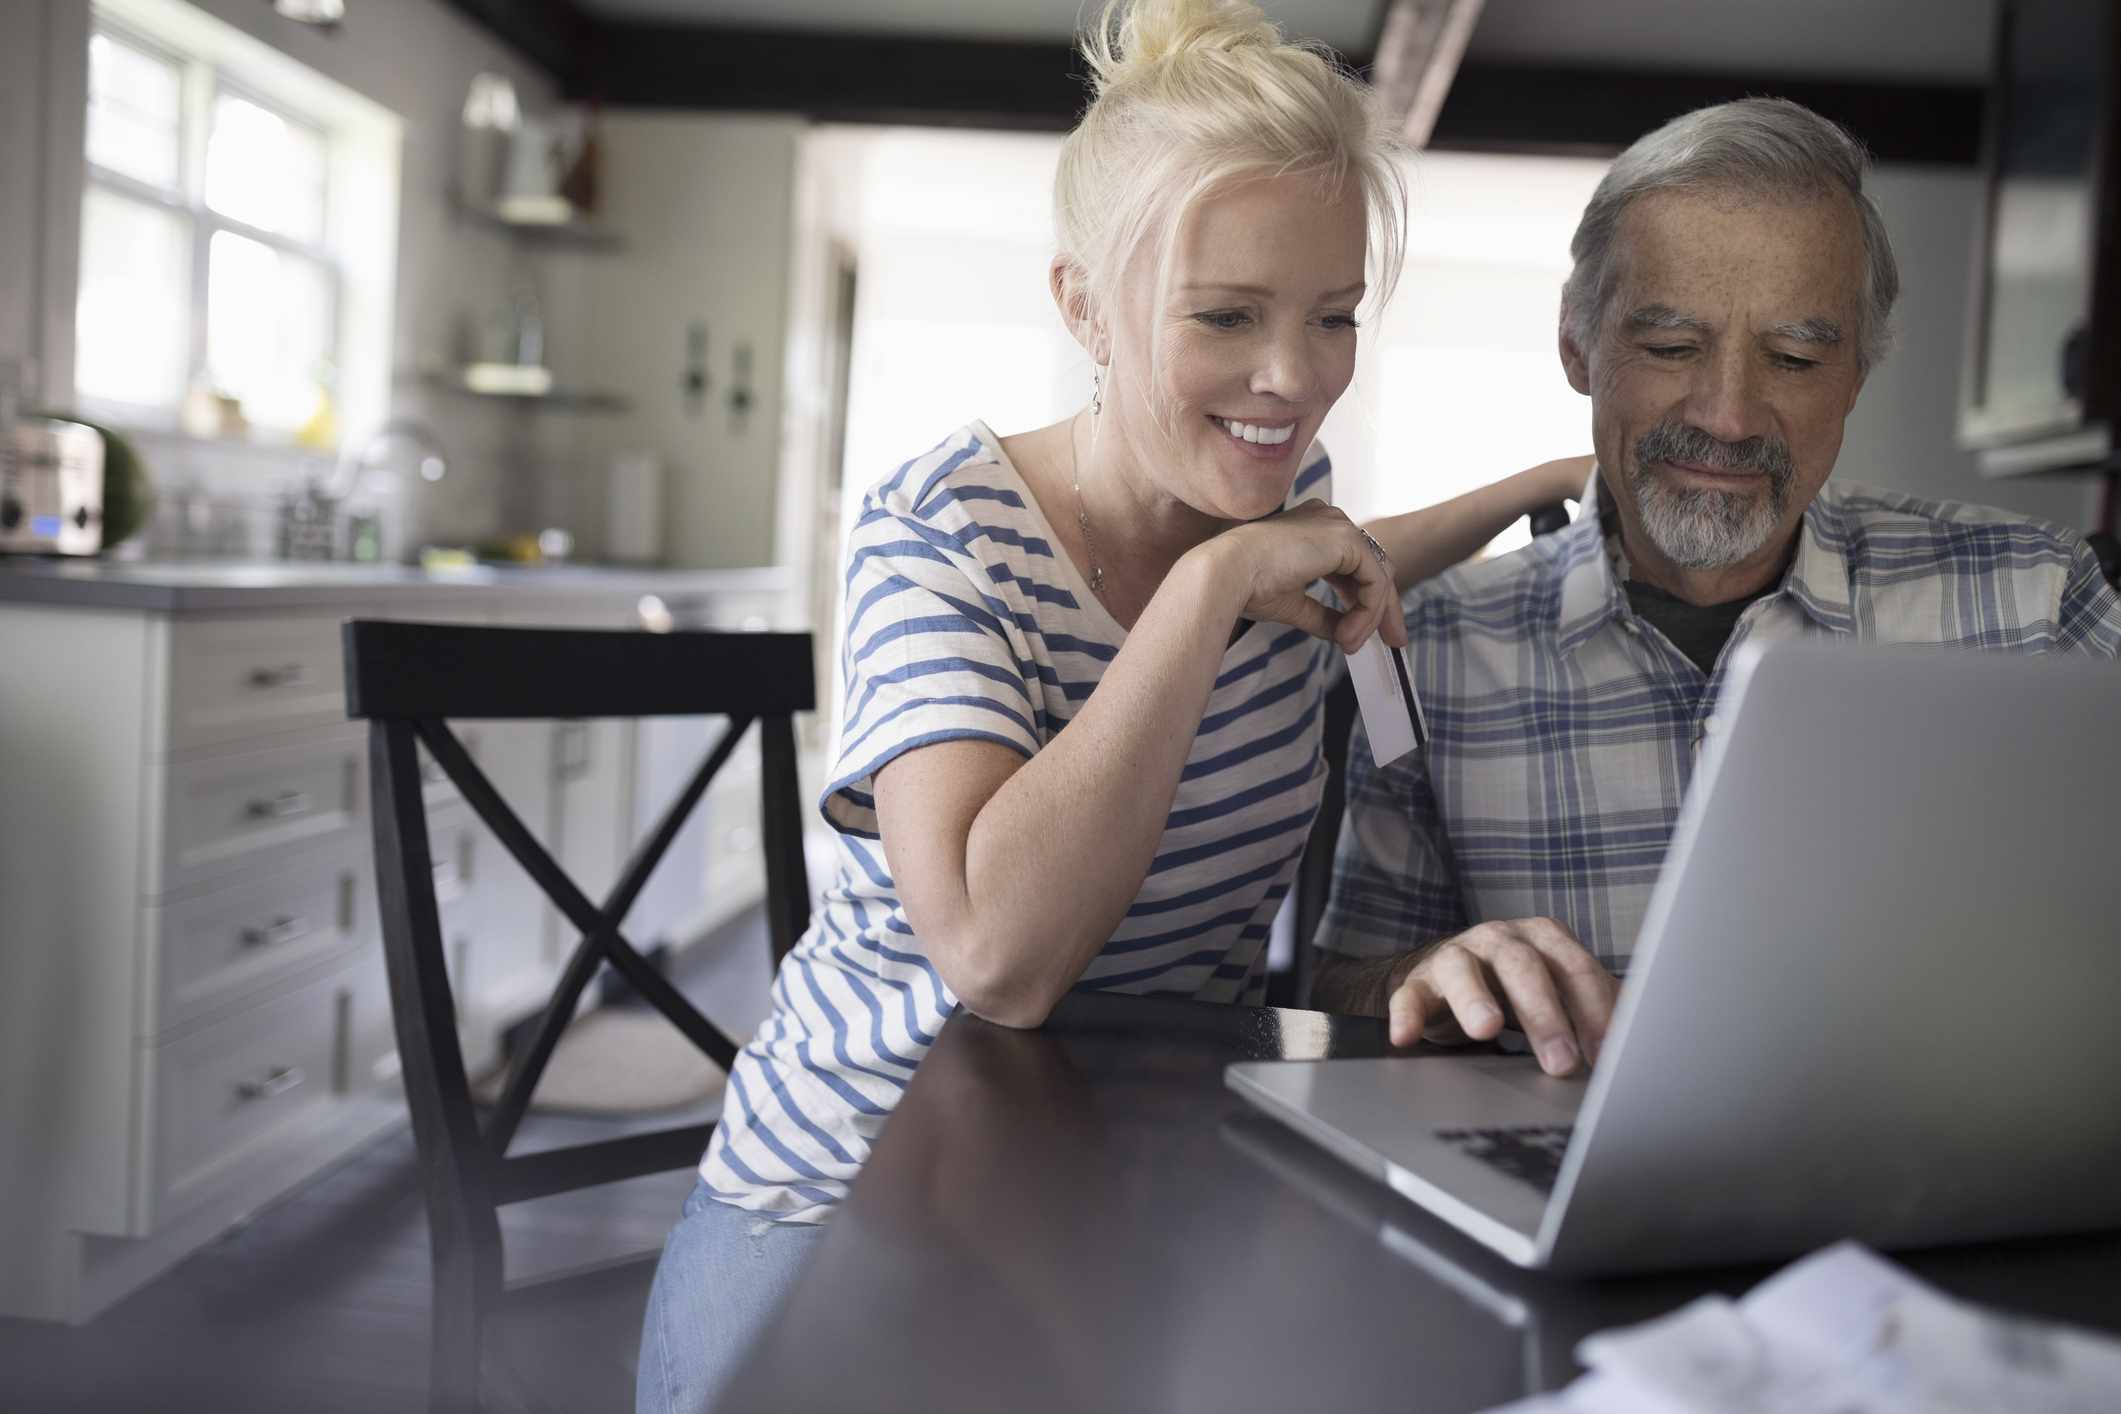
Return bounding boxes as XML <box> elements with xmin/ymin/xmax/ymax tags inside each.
<box><xmin>2088</xmin><ymin>530</ymin><xmax>2119</xmax><ymax>591</ymax></box>
<box><xmin>342</xmin><ymin>619</ymin><xmax>814</xmax><ymax>1304</ymax></box>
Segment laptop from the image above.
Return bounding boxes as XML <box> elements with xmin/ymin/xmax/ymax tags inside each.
<box><xmin>1228</xmin><ymin>639</ymin><xmax>2121</xmax><ymax>1275</ymax></box>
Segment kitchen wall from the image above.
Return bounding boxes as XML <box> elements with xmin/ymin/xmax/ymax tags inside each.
<box><xmin>0</xmin><ymin>0</ymin><xmax>58</xmax><ymax>396</ymax></box>
<box><xmin>0</xmin><ymin>0</ymin><xmax>583</xmax><ymax>553</ymax></box>
<box><xmin>537</xmin><ymin>112</ymin><xmax>804</xmax><ymax>569</ymax></box>
<box><xmin>1841</xmin><ymin>166</ymin><xmax>2097</xmax><ymax>528</ymax></box>
<box><xmin>3</xmin><ymin>1</ymin><xmax>2098</xmax><ymax>560</ymax></box>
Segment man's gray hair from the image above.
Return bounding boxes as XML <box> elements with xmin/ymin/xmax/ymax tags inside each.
<box><xmin>1562</xmin><ymin>97</ymin><xmax>1901</xmax><ymax>371</ymax></box>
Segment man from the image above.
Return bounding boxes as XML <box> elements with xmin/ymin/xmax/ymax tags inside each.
<box><xmin>1311</xmin><ymin>97</ymin><xmax>2121</xmax><ymax>1077</ymax></box>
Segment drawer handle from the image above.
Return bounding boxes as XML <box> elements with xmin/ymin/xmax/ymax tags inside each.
<box><xmin>235</xmin><ymin>1066</ymin><xmax>305</xmax><ymax>1102</ymax></box>
<box><xmin>556</xmin><ymin>723</ymin><xmax>591</xmax><ymax>780</ymax></box>
<box><xmin>247</xmin><ymin>664</ymin><xmax>309</xmax><ymax>690</ymax></box>
<box><xmin>245</xmin><ymin>790</ymin><xmax>311</xmax><ymax>821</ymax></box>
<box><xmin>239</xmin><ymin>915</ymin><xmax>310</xmax><ymax>950</ymax></box>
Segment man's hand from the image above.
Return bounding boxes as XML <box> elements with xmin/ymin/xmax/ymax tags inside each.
<box><xmin>1385</xmin><ymin>918</ymin><xmax>1618</xmax><ymax>1076</ymax></box>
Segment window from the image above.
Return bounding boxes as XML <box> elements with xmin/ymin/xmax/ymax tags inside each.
<box><xmin>1324</xmin><ymin>151</ymin><xmax>1612</xmax><ymax>556</ymax></box>
<box><xmin>75</xmin><ymin>23</ymin><xmax>340</xmax><ymax>436</ymax></box>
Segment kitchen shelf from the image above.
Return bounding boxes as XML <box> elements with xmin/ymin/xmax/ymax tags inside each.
<box><xmin>1974</xmin><ymin>426</ymin><xmax>2114</xmax><ymax>480</ymax></box>
<box><xmin>449</xmin><ymin>190</ymin><xmax>625</xmax><ymax>253</ymax></box>
<box><xmin>415</xmin><ymin>369</ymin><xmax>632</xmax><ymax>414</ymax></box>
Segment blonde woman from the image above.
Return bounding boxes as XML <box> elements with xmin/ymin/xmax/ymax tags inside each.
<box><xmin>637</xmin><ymin>3</ymin><xmax>1575</xmax><ymax>1408</ymax></box>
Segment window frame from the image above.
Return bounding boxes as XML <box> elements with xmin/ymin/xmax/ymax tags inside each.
<box><xmin>78</xmin><ymin>17</ymin><xmax>343</xmax><ymax>437</ymax></box>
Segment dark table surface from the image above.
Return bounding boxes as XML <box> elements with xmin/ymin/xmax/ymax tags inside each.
<box><xmin>722</xmin><ymin>991</ymin><xmax>2121</xmax><ymax>1413</ymax></box>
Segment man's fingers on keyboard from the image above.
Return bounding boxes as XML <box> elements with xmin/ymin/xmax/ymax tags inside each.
<box><xmin>1425</xmin><ymin>943</ymin><xmax>1505</xmax><ymax>1041</ymax></box>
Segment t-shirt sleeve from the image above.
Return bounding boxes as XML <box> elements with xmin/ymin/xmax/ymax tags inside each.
<box><xmin>821</xmin><ymin>510</ymin><xmax>1043</xmax><ymax>838</ymax></box>
<box><xmin>1312</xmin><ymin>708</ymin><xmax>1469</xmax><ymax>958</ymax></box>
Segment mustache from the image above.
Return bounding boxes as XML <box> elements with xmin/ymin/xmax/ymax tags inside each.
<box><xmin>1633</xmin><ymin>420</ymin><xmax>1794</xmax><ymax>482</ymax></box>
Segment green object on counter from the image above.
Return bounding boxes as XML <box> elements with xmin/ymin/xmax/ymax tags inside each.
<box><xmin>30</xmin><ymin>412</ymin><xmax>154</xmax><ymax>550</ymax></box>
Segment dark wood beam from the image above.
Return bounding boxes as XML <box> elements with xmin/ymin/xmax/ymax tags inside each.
<box><xmin>433</xmin><ymin>0</ymin><xmax>593</xmax><ymax>89</ymax></box>
<box><xmin>575</xmin><ymin>26</ymin><xmax>1980</xmax><ymax>166</ymax></box>
<box><xmin>568</xmin><ymin>24</ymin><xmax>1095</xmax><ymax>129</ymax></box>
<box><xmin>433</xmin><ymin>8</ymin><xmax>1982</xmax><ymax>168</ymax></box>
<box><xmin>1429</xmin><ymin>64</ymin><xmax>1983</xmax><ymax>166</ymax></box>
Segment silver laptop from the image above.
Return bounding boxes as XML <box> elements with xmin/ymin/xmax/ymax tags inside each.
<box><xmin>1229</xmin><ymin>639</ymin><xmax>2121</xmax><ymax>1275</ymax></box>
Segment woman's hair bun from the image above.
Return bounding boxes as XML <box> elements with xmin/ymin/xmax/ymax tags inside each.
<box><xmin>1084</xmin><ymin>0</ymin><xmax>1281</xmax><ymax>95</ymax></box>
<box><xmin>1056</xmin><ymin>0</ymin><xmax>1408</xmax><ymax>349</ymax></box>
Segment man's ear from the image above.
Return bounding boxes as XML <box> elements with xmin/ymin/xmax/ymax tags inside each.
<box><xmin>1558</xmin><ymin>313</ymin><xmax>1593</xmax><ymax>396</ymax></box>
<box><xmin>1050</xmin><ymin>256</ymin><xmax>1109</xmax><ymax>365</ymax></box>
<box><xmin>1844</xmin><ymin>364</ymin><xmax>1869</xmax><ymax>415</ymax></box>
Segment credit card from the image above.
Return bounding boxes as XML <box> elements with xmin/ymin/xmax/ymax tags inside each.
<box><xmin>1346</xmin><ymin>635</ymin><xmax>1428</xmax><ymax>768</ymax></box>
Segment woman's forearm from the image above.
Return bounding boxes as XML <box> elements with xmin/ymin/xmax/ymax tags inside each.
<box><xmin>918</xmin><ymin>549</ymin><xmax>1249</xmax><ymax>1025</ymax></box>
<box><xmin>1364</xmin><ymin>457</ymin><xmax>1586</xmax><ymax>592</ymax></box>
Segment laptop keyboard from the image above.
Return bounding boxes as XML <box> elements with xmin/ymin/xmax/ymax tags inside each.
<box><xmin>1433</xmin><ymin>1124</ymin><xmax>1575</xmax><ymax>1194</ymax></box>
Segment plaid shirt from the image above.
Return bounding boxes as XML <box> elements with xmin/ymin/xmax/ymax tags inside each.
<box><xmin>1317</xmin><ymin>480</ymin><xmax>2121</xmax><ymax>970</ymax></box>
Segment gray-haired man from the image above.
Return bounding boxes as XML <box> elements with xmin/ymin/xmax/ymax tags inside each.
<box><xmin>1312</xmin><ymin>98</ymin><xmax>2121</xmax><ymax>1074</ymax></box>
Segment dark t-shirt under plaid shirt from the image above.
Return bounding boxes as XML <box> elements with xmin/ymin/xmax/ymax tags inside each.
<box><xmin>1317</xmin><ymin>480</ymin><xmax>2121</xmax><ymax>972</ymax></box>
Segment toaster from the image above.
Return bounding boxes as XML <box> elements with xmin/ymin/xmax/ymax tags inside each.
<box><xmin>0</xmin><ymin>416</ymin><xmax>104</xmax><ymax>555</ymax></box>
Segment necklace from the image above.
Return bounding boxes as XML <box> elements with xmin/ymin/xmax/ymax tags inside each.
<box><xmin>1070</xmin><ymin>416</ymin><xmax>1106</xmax><ymax>596</ymax></box>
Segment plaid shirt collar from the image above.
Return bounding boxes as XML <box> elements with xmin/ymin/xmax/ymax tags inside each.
<box><xmin>1552</xmin><ymin>469</ymin><xmax>1857</xmax><ymax>657</ymax></box>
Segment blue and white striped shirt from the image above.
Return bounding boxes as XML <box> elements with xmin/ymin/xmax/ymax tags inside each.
<box><xmin>702</xmin><ymin>422</ymin><xmax>1335</xmax><ymax>1221</ymax></box>
<box><xmin>1318</xmin><ymin>480</ymin><xmax>2121</xmax><ymax>970</ymax></box>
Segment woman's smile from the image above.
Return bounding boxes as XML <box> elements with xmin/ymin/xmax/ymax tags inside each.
<box><xmin>1211</xmin><ymin>414</ymin><xmax>1301</xmax><ymax>457</ymax></box>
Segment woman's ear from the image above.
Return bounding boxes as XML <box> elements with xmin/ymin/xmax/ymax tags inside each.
<box><xmin>1050</xmin><ymin>256</ymin><xmax>1109</xmax><ymax>365</ymax></box>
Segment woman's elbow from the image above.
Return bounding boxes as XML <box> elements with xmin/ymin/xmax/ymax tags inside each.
<box><xmin>961</xmin><ymin>992</ymin><xmax>1059</xmax><ymax>1030</ymax></box>
<box><xmin>932</xmin><ymin>939</ymin><xmax>1064</xmax><ymax>1030</ymax></box>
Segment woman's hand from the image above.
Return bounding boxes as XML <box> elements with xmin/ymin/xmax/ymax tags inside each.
<box><xmin>1191</xmin><ymin>500</ymin><xmax>1408</xmax><ymax>655</ymax></box>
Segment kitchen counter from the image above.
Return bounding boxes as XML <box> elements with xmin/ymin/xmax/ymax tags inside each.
<box><xmin>0</xmin><ymin>558</ymin><xmax>796</xmax><ymax>613</ymax></box>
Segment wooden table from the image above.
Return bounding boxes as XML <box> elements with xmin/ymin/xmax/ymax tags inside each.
<box><xmin>721</xmin><ymin>992</ymin><xmax>2121</xmax><ymax>1412</ymax></box>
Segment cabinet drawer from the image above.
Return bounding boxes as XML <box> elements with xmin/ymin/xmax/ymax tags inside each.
<box><xmin>156</xmin><ymin>735</ymin><xmax>362</xmax><ymax>896</ymax></box>
<box><xmin>144</xmin><ymin>965</ymin><xmax>350</xmax><ymax>1226</ymax></box>
<box><xmin>165</xmin><ymin>615</ymin><xmax>348</xmax><ymax>753</ymax></box>
<box><xmin>147</xmin><ymin>843</ymin><xmax>368</xmax><ymax>1036</ymax></box>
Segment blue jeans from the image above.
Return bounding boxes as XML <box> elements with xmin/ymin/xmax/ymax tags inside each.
<box><xmin>636</xmin><ymin>1180</ymin><xmax>826</xmax><ymax>1414</ymax></box>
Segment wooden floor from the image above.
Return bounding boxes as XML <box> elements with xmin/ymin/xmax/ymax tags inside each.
<box><xmin>0</xmin><ymin>916</ymin><xmax>774</xmax><ymax>1414</ymax></box>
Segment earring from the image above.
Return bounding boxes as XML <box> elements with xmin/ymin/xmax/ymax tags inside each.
<box><xmin>1091</xmin><ymin>365</ymin><xmax>1103</xmax><ymax>417</ymax></box>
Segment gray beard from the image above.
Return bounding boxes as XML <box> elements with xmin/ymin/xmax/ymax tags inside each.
<box><xmin>1625</xmin><ymin>462</ymin><xmax>1789</xmax><ymax>570</ymax></box>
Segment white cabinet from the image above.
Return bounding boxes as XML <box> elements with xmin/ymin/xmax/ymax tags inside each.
<box><xmin>139</xmin><ymin>959</ymin><xmax>354</xmax><ymax>1229</ymax></box>
<box><xmin>0</xmin><ymin>579</ymin><xmax>793</xmax><ymax>1323</ymax></box>
<box><xmin>162</xmin><ymin>613</ymin><xmax>350</xmax><ymax>751</ymax></box>
<box><xmin>142</xmin><ymin>840</ymin><xmax>365</xmax><ymax>1036</ymax></box>
<box><xmin>151</xmin><ymin>729</ymin><xmax>365</xmax><ymax>895</ymax></box>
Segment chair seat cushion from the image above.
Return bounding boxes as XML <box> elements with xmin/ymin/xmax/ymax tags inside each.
<box><xmin>473</xmin><ymin>1009</ymin><xmax>731</xmax><ymax>1118</ymax></box>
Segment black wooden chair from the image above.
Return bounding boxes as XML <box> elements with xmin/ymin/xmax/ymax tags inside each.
<box><xmin>342</xmin><ymin>620</ymin><xmax>814</xmax><ymax>1414</ymax></box>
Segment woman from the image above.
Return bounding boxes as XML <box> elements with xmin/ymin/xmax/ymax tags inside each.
<box><xmin>638</xmin><ymin>4</ymin><xmax>1577</xmax><ymax>1410</ymax></box>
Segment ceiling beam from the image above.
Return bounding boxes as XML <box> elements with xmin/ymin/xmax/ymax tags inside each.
<box><xmin>433</xmin><ymin>0</ymin><xmax>591</xmax><ymax>89</ymax></box>
<box><xmin>428</xmin><ymin>6</ymin><xmax>1981</xmax><ymax>167</ymax></box>
<box><xmin>1369</xmin><ymin>0</ymin><xmax>1487</xmax><ymax>148</ymax></box>
<box><xmin>568</xmin><ymin>24</ymin><xmax>1094</xmax><ymax>127</ymax></box>
<box><xmin>1428</xmin><ymin>64</ymin><xmax>1982</xmax><ymax>167</ymax></box>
